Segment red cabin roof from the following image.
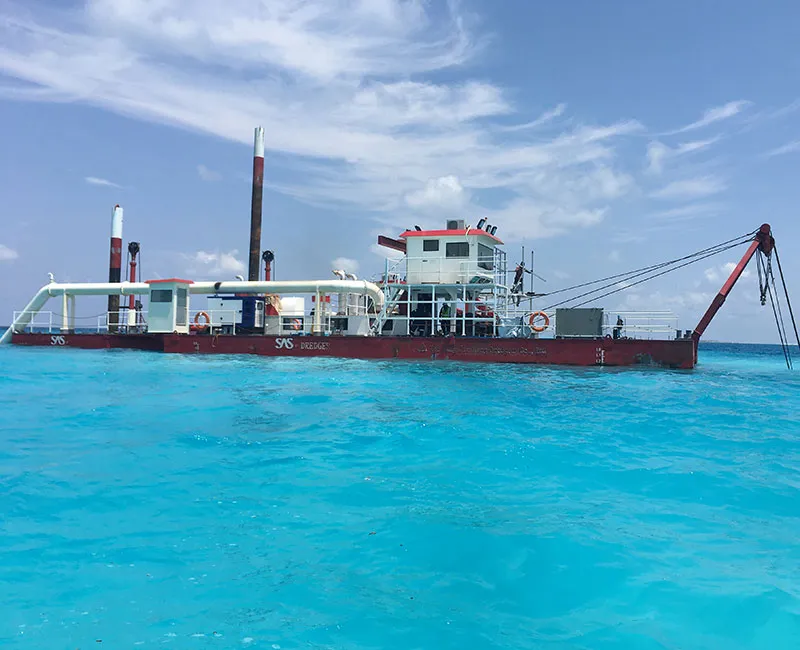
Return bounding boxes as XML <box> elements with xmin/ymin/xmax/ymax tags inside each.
<box><xmin>399</xmin><ymin>228</ymin><xmax>503</xmax><ymax>245</ymax></box>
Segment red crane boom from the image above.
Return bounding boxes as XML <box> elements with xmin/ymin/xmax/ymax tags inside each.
<box><xmin>692</xmin><ymin>223</ymin><xmax>774</xmax><ymax>346</ymax></box>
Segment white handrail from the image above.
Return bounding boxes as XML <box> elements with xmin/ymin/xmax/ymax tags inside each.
<box><xmin>11</xmin><ymin>310</ymin><xmax>54</xmax><ymax>334</ymax></box>
<box><xmin>1</xmin><ymin>279</ymin><xmax>384</xmax><ymax>344</ymax></box>
<box><xmin>189</xmin><ymin>280</ymin><xmax>383</xmax><ymax>308</ymax></box>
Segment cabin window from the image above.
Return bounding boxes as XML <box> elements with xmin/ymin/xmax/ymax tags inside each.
<box><xmin>151</xmin><ymin>289</ymin><xmax>173</xmax><ymax>303</ymax></box>
<box><xmin>478</xmin><ymin>243</ymin><xmax>494</xmax><ymax>270</ymax></box>
<box><xmin>445</xmin><ymin>242</ymin><xmax>470</xmax><ymax>258</ymax></box>
<box><xmin>423</xmin><ymin>239</ymin><xmax>439</xmax><ymax>252</ymax></box>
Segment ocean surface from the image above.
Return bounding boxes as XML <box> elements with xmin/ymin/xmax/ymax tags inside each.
<box><xmin>0</xmin><ymin>340</ymin><xmax>799</xmax><ymax>649</ymax></box>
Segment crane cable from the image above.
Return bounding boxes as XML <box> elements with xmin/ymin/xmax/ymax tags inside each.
<box><xmin>774</xmin><ymin>245</ymin><xmax>800</xmax><ymax>352</ymax></box>
<box><xmin>759</xmin><ymin>244</ymin><xmax>800</xmax><ymax>370</ymax></box>
<box><xmin>538</xmin><ymin>230</ymin><xmax>759</xmax><ymax>300</ymax></box>
<box><xmin>530</xmin><ymin>226</ymin><xmax>797</xmax><ymax>367</ymax></box>
<box><xmin>543</xmin><ymin>237</ymin><xmax>753</xmax><ymax>312</ymax></box>
<box><xmin>759</xmin><ymin>252</ymin><xmax>792</xmax><ymax>369</ymax></box>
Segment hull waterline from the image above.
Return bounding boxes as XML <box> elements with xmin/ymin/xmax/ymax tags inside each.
<box><xmin>11</xmin><ymin>333</ymin><xmax>697</xmax><ymax>369</ymax></box>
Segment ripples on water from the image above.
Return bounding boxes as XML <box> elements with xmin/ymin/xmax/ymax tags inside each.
<box><xmin>0</xmin><ymin>342</ymin><xmax>798</xmax><ymax>648</ymax></box>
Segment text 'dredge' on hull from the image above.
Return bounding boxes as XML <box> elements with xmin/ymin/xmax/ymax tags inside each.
<box><xmin>11</xmin><ymin>333</ymin><xmax>697</xmax><ymax>369</ymax></box>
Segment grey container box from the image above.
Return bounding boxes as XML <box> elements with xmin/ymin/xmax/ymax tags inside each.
<box><xmin>555</xmin><ymin>308</ymin><xmax>604</xmax><ymax>338</ymax></box>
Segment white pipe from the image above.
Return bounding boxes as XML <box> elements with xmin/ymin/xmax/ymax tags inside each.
<box><xmin>189</xmin><ymin>280</ymin><xmax>383</xmax><ymax>309</ymax></box>
<box><xmin>61</xmin><ymin>293</ymin><xmax>68</xmax><ymax>333</ymax></box>
<box><xmin>332</xmin><ymin>270</ymin><xmax>347</xmax><ymax>315</ymax></box>
<box><xmin>2</xmin><ymin>288</ymin><xmax>49</xmax><ymax>343</ymax></box>
<box><xmin>2</xmin><ymin>279</ymin><xmax>383</xmax><ymax>344</ymax></box>
<box><xmin>313</xmin><ymin>289</ymin><xmax>322</xmax><ymax>335</ymax></box>
<box><xmin>1</xmin><ymin>282</ymin><xmax>150</xmax><ymax>344</ymax></box>
<box><xmin>343</xmin><ymin>274</ymin><xmax>357</xmax><ymax>315</ymax></box>
<box><xmin>48</xmin><ymin>282</ymin><xmax>149</xmax><ymax>295</ymax></box>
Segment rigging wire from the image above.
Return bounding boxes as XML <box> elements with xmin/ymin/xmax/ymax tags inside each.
<box><xmin>773</xmin><ymin>245</ymin><xmax>800</xmax><ymax>351</ymax></box>
<box><xmin>759</xmin><ymin>251</ymin><xmax>793</xmax><ymax>369</ymax></box>
<box><xmin>761</xmin><ymin>253</ymin><xmax>793</xmax><ymax>369</ymax></box>
<box><xmin>538</xmin><ymin>230</ymin><xmax>759</xmax><ymax>299</ymax></box>
<box><xmin>543</xmin><ymin>239</ymin><xmax>750</xmax><ymax>312</ymax></box>
<box><xmin>770</xmin><ymin>262</ymin><xmax>790</xmax><ymax>361</ymax></box>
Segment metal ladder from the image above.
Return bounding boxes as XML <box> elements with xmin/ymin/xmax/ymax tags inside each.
<box><xmin>370</xmin><ymin>285</ymin><xmax>405</xmax><ymax>335</ymax></box>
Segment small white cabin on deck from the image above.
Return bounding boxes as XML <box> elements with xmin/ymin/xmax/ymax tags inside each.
<box><xmin>147</xmin><ymin>278</ymin><xmax>193</xmax><ymax>334</ymax></box>
<box><xmin>401</xmin><ymin>219</ymin><xmax>503</xmax><ymax>285</ymax></box>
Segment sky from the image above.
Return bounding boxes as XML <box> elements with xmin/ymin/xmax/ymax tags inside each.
<box><xmin>0</xmin><ymin>0</ymin><xmax>799</xmax><ymax>343</ymax></box>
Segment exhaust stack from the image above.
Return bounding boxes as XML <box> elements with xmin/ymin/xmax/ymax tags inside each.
<box><xmin>262</xmin><ymin>250</ymin><xmax>274</xmax><ymax>282</ymax></box>
<box><xmin>127</xmin><ymin>241</ymin><xmax>140</xmax><ymax>327</ymax></box>
<box><xmin>107</xmin><ymin>204</ymin><xmax>124</xmax><ymax>331</ymax></box>
<box><xmin>248</xmin><ymin>127</ymin><xmax>265</xmax><ymax>282</ymax></box>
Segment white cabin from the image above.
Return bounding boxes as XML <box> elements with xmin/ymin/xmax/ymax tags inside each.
<box><xmin>147</xmin><ymin>279</ymin><xmax>193</xmax><ymax>334</ymax></box>
<box><xmin>401</xmin><ymin>219</ymin><xmax>503</xmax><ymax>285</ymax></box>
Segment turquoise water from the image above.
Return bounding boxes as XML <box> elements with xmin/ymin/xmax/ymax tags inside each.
<box><xmin>1</xmin><ymin>341</ymin><xmax>799</xmax><ymax>649</ymax></box>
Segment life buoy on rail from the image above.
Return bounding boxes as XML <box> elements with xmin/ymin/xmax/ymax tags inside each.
<box><xmin>528</xmin><ymin>311</ymin><xmax>550</xmax><ymax>333</ymax></box>
<box><xmin>191</xmin><ymin>311</ymin><xmax>210</xmax><ymax>331</ymax></box>
<box><xmin>289</xmin><ymin>318</ymin><xmax>302</xmax><ymax>331</ymax></box>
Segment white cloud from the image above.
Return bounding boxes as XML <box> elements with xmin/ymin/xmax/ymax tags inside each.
<box><xmin>647</xmin><ymin>202</ymin><xmax>723</xmax><ymax>221</ymax></box>
<box><xmin>722</xmin><ymin>261</ymin><xmax>751</xmax><ymax>279</ymax></box>
<box><xmin>487</xmin><ymin>197</ymin><xmax>606</xmax><ymax>241</ymax></box>
<box><xmin>370</xmin><ymin>242</ymin><xmax>405</xmax><ymax>261</ymax></box>
<box><xmin>767</xmin><ymin>99</ymin><xmax>800</xmax><ymax>120</ymax></box>
<box><xmin>614</xmin><ymin>230</ymin><xmax>646</xmax><ymax>244</ymax></box>
<box><xmin>608</xmin><ymin>250</ymin><xmax>620</xmax><ymax>263</ymax></box>
<box><xmin>676</xmin><ymin>138</ymin><xmax>719</xmax><ymax>155</ymax></box>
<box><xmin>197</xmin><ymin>164</ymin><xmax>221</xmax><ymax>181</ymax></box>
<box><xmin>0</xmin><ymin>244</ymin><xmax>19</xmax><ymax>261</ymax></box>
<box><xmin>185</xmin><ymin>249</ymin><xmax>245</xmax><ymax>277</ymax></box>
<box><xmin>620</xmin><ymin>289</ymin><xmax>714</xmax><ymax>312</ymax></box>
<box><xmin>651</xmin><ymin>176</ymin><xmax>726</xmax><ymax>201</ymax></box>
<box><xmin>497</xmin><ymin>103</ymin><xmax>566</xmax><ymax>132</ymax></box>
<box><xmin>704</xmin><ymin>262</ymin><xmax>750</xmax><ymax>284</ymax></box>
<box><xmin>0</xmin><ymin>1</ymin><xmax>642</xmax><ymax>241</ymax></box>
<box><xmin>404</xmin><ymin>175</ymin><xmax>467</xmax><ymax>211</ymax></box>
<box><xmin>646</xmin><ymin>137</ymin><xmax>719</xmax><ymax>174</ymax></box>
<box><xmin>764</xmin><ymin>141</ymin><xmax>800</xmax><ymax>158</ymax></box>
<box><xmin>465</xmin><ymin>162</ymin><xmax>635</xmax><ymax>241</ymax></box>
<box><xmin>646</xmin><ymin>142</ymin><xmax>670</xmax><ymax>175</ymax></box>
<box><xmin>669</xmin><ymin>100</ymin><xmax>750</xmax><ymax>134</ymax></box>
<box><xmin>331</xmin><ymin>257</ymin><xmax>360</xmax><ymax>274</ymax></box>
<box><xmin>85</xmin><ymin>176</ymin><xmax>120</xmax><ymax>188</ymax></box>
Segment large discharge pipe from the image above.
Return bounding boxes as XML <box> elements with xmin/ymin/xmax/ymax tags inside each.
<box><xmin>248</xmin><ymin>127</ymin><xmax>265</xmax><ymax>282</ymax></box>
<box><xmin>1</xmin><ymin>280</ymin><xmax>384</xmax><ymax>344</ymax></box>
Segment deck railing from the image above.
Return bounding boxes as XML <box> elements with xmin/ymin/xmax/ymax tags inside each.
<box><xmin>373</xmin><ymin>253</ymin><xmax>508</xmax><ymax>287</ymax></box>
<box><xmin>11</xmin><ymin>310</ymin><xmax>55</xmax><ymax>333</ymax></box>
<box><xmin>10</xmin><ymin>306</ymin><xmax>682</xmax><ymax>341</ymax></box>
<box><xmin>97</xmin><ymin>309</ymin><xmax>149</xmax><ymax>333</ymax></box>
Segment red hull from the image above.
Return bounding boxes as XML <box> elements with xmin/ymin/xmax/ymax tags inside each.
<box><xmin>12</xmin><ymin>333</ymin><xmax>697</xmax><ymax>369</ymax></box>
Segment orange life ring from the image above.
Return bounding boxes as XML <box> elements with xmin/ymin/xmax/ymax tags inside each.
<box><xmin>191</xmin><ymin>311</ymin><xmax>210</xmax><ymax>331</ymax></box>
<box><xmin>289</xmin><ymin>318</ymin><xmax>302</xmax><ymax>331</ymax></box>
<box><xmin>528</xmin><ymin>311</ymin><xmax>550</xmax><ymax>332</ymax></box>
